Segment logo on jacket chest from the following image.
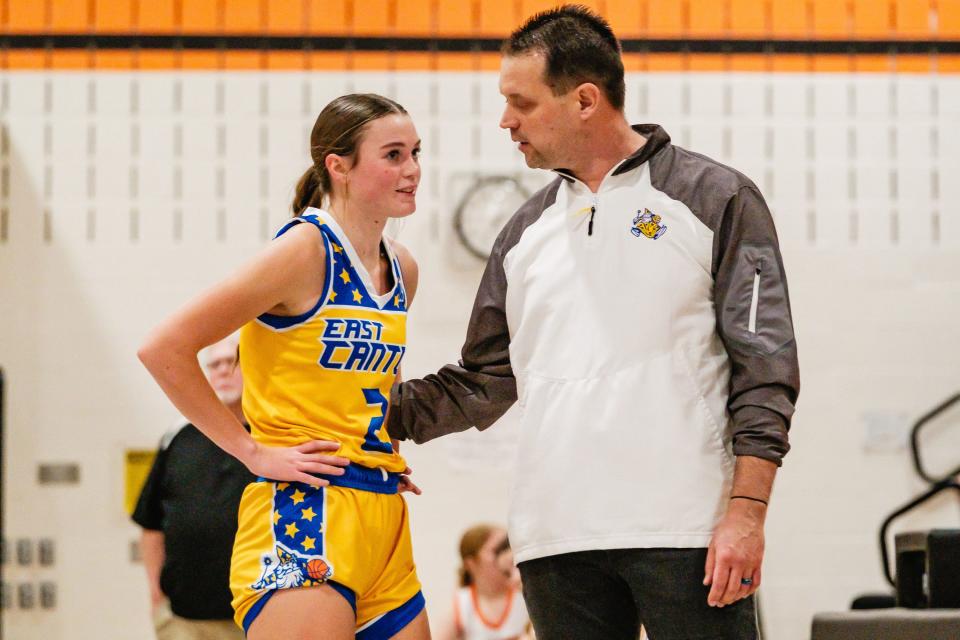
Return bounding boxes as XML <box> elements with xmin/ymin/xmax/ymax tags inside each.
<box><xmin>630</xmin><ymin>208</ymin><xmax>667</xmax><ymax>240</ymax></box>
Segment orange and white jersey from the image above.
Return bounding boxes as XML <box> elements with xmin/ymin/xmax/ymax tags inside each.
<box><xmin>240</xmin><ymin>207</ymin><xmax>409</xmax><ymax>473</ymax></box>
<box><xmin>454</xmin><ymin>586</ymin><xmax>529</xmax><ymax>640</ymax></box>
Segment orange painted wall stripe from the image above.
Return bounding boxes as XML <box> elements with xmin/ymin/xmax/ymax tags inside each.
<box><xmin>4</xmin><ymin>0</ymin><xmax>960</xmax><ymax>73</ymax></box>
<box><xmin>265</xmin><ymin>50</ymin><xmax>307</xmax><ymax>70</ymax></box>
<box><xmin>224</xmin><ymin>0</ymin><xmax>263</xmax><ymax>35</ymax></box>
<box><xmin>688</xmin><ymin>0</ymin><xmax>728</xmax><ymax>38</ymax></box>
<box><xmin>727</xmin><ymin>53</ymin><xmax>771</xmax><ymax>70</ymax></box>
<box><xmin>265</xmin><ymin>0</ymin><xmax>304</xmax><ymax>35</ymax></box>
<box><xmin>477</xmin><ymin>0</ymin><xmax>517</xmax><ymax>37</ymax></box>
<box><xmin>305</xmin><ymin>51</ymin><xmax>349</xmax><ymax>70</ymax></box>
<box><xmin>854</xmin><ymin>53</ymin><xmax>891</xmax><ymax>70</ymax></box>
<box><xmin>306</xmin><ymin>0</ymin><xmax>349</xmax><ymax>35</ymax></box>
<box><xmin>7</xmin><ymin>0</ymin><xmax>48</xmax><ymax>32</ymax></box>
<box><xmin>3</xmin><ymin>47</ymin><xmax>959</xmax><ymax>72</ymax></box>
<box><xmin>896</xmin><ymin>1</ymin><xmax>931</xmax><ymax>38</ymax></box>
<box><xmin>180</xmin><ymin>0</ymin><xmax>219</xmax><ymax>33</ymax></box>
<box><xmin>812</xmin><ymin>0</ymin><xmax>851</xmax><ymax>38</ymax></box>
<box><xmin>730</xmin><ymin>0</ymin><xmax>770</xmax><ymax>38</ymax></box>
<box><xmin>95</xmin><ymin>48</ymin><xmax>134</xmax><ymax>69</ymax></box>
<box><xmin>436</xmin><ymin>0</ymin><xmax>476</xmax><ymax>35</ymax></box>
<box><xmin>940</xmin><ymin>0</ymin><xmax>960</xmax><ymax>38</ymax></box>
<box><xmin>2</xmin><ymin>0</ymin><xmax>957</xmax><ymax>39</ymax></box>
<box><xmin>895</xmin><ymin>53</ymin><xmax>932</xmax><ymax>70</ymax></box>
<box><xmin>606</xmin><ymin>0</ymin><xmax>644</xmax><ymax>38</ymax></box>
<box><xmin>133</xmin><ymin>49</ymin><xmax>181</xmax><ymax>71</ymax></box>
<box><xmin>49</xmin><ymin>0</ymin><xmax>90</xmax><ymax>33</ymax></box>
<box><xmin>771</xmin><ymin>1</ymin><xmax>810</xmax><ymax>38</ymax></box>
<box><xmin>647</xmin><ymin>0</ymin><xmax>685</xmax><ymax>37</ymax></box>
<box><xmin>353</xmin><ymin>0</ymin><xmax>392</xmax><ymax>36</ymax></box>
<box><xmin>137</xmin><ymin>1</ymin><xmax>176</xmax><ymax>33</ymax></box>
<box><xmin>939</xmin><ymin>54</ymin><xmax>960</xmax><ymax>70</ymax></box>
<box><xmin>852</xmin><ymin>0</ymin><xmax>892</xmax><ymax>38</ymax></box>
<box><xmin>396</xmin><ymin>0</ymin><xmax>432</xmax><ymax>36</ymax></box>
<box><xmin>771</xmin><ymin>54</ymin><xmax>812</xmax><ymax>71</ymax></box>
<box><xmin>95</xmin><ymin>0</ymin><xmax>133</xmax><ymax>32</ymax></box>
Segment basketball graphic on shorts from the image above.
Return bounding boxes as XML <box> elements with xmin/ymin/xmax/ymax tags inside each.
<box><xmin>306</xmin><ymin>558</ymin><xmax>330</xmax><ymax>580</ymax></box>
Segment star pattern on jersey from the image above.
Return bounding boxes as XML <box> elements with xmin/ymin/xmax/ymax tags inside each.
<box><xmin>322</xmin><ymin>224</ymin><xmax>403</xmax><ymax>311</ymax></box>
<box><xmin>271</xmin><ymin>481</ymin><xmax>326</xmax><ymax>558</ymax></box>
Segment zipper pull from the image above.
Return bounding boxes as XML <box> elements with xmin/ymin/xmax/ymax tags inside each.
<box><xmin>588</xmin><ymin>205</ymin><xmax>596</xmax><ymax>236</ymax></box>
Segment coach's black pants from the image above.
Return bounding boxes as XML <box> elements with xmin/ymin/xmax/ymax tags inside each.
<box><xmin>518</xmin><ymin>548</ymin><xmax>758</xmax><ymax>640</ymax></box>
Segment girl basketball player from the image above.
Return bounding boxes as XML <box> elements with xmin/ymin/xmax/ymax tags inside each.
<box><xmin>438</xmin><ymin>525</ymin><xmax>529</xmax><ymax>640</ymax></box>
<box><xmin>139</xmin><ymin>94</ymin><xmax>429</xmax><ymax>640</ymax></box>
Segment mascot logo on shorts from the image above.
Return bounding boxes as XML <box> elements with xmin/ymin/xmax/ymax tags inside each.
<box><xmin>253</xmin><ymin>545</ymin><xmax>332</xmax><ymax>591</ymax></box>
<box><xmin>630</xmin><ymin>208</ymin><xmax>667</xmax><ymax>239</ymax></box>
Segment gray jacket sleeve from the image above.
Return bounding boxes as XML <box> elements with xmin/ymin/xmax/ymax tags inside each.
<box><xmin>386</xmin><ymin>239</ymin><xmax>517</xmax><ymax>444</ymax></box>
<box><xmin>714</xmin><ymin>186</ymin><xmax>800</xmax><ymax>465</ymax></box>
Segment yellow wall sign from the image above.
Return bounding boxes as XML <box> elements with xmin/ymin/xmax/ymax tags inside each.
<box><xmin>124</xmin><ymin>449</ymin><xmax>157</xmax><ymax>516</ymax></box>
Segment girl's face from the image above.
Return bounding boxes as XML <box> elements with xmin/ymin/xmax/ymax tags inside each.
<box><xmin>343</xmin><ymin>113</ymin><xmax>421</xmax><ymax>219</ymax></box>
<box><xmin>466</xmin><ymin>529</ymin><xmax>514</xmax><ymax>591</ymax></box>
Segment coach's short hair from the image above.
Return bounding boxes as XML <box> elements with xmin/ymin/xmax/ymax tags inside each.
<box><xmin>502</xmin><ymin>5</ymin><xmax>625</xmax><ymax>111</ymax></box>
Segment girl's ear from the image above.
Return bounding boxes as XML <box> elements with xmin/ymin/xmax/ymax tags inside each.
<box><xmin>325</xmin><ymin>153</ymin><xmax>351</xmax><ymax>185</ymax></box>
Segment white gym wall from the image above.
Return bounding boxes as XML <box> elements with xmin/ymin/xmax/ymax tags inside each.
<box><xmin>2</xmin><ymin>62</ymin><xmax>960</xmax><ymax>639</ymax></box>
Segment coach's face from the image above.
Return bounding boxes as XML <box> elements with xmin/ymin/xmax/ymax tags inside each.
<box><xmin>499</xmin><ymin>52</ymin><xmax>579</xmax><ymax>170</ymax></box>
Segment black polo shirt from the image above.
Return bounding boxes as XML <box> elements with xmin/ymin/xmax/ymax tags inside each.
<box><xmin>132</xmin><ymin>423</ymin><xmax>254</xmax><ymax>620</ymax></box>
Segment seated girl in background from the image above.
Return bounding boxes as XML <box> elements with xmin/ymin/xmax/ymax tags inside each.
<box><xmin>438</xmin><ymin>525</ymin><xmax>528</xmax><ymax>640</ymax></box>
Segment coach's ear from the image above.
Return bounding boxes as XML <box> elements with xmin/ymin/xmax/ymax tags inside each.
<box><xmin>575</xmin><ymin>82</ymin><xmax>601</xmax><ymax>120</ymax></box>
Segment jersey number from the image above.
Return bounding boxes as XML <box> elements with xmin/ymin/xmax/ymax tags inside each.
<box><xmin>361</xmin><ymin>388</ymin><xmax>393</xmax><ymax>454</ymax></box>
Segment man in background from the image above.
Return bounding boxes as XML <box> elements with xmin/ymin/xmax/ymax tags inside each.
<box><xmin>132</xmin><ymin>334</ymin><xmax>252</xmax><ymax>639</ymax></box>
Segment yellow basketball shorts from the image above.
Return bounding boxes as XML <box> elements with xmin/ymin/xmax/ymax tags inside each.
<box><xmin>230</xmin><ymin>465</ymin><xmax>424</xmax><ymax>638</ymax></box>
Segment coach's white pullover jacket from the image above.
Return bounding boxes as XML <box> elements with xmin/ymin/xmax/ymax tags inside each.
<box><xmin>389</xmin><ymin>125</ymin><xmax>800</xmax><ymax>563</ymax></box>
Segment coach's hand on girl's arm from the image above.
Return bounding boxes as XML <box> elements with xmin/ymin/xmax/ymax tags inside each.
<box><xmin>242</xmin><ymin>439</ymin><xmax>350</xmax><ymax>488</ymax></box>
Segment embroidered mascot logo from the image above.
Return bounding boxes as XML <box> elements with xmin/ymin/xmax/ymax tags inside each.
<box><xmin>253</xmin><ymin>545</ymin><xmax>331</xmax><ymax>591</ymax></box>
<box><xmin>630</xmin><ymin>208</ymin><xmax>667</xmax><ymax>239</ymax></box>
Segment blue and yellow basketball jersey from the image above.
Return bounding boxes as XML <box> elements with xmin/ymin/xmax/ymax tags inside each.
<box><xmin>239</xmin><ymin>207</ymin><xmax>409</xmax><ymax>474</ymax></box>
